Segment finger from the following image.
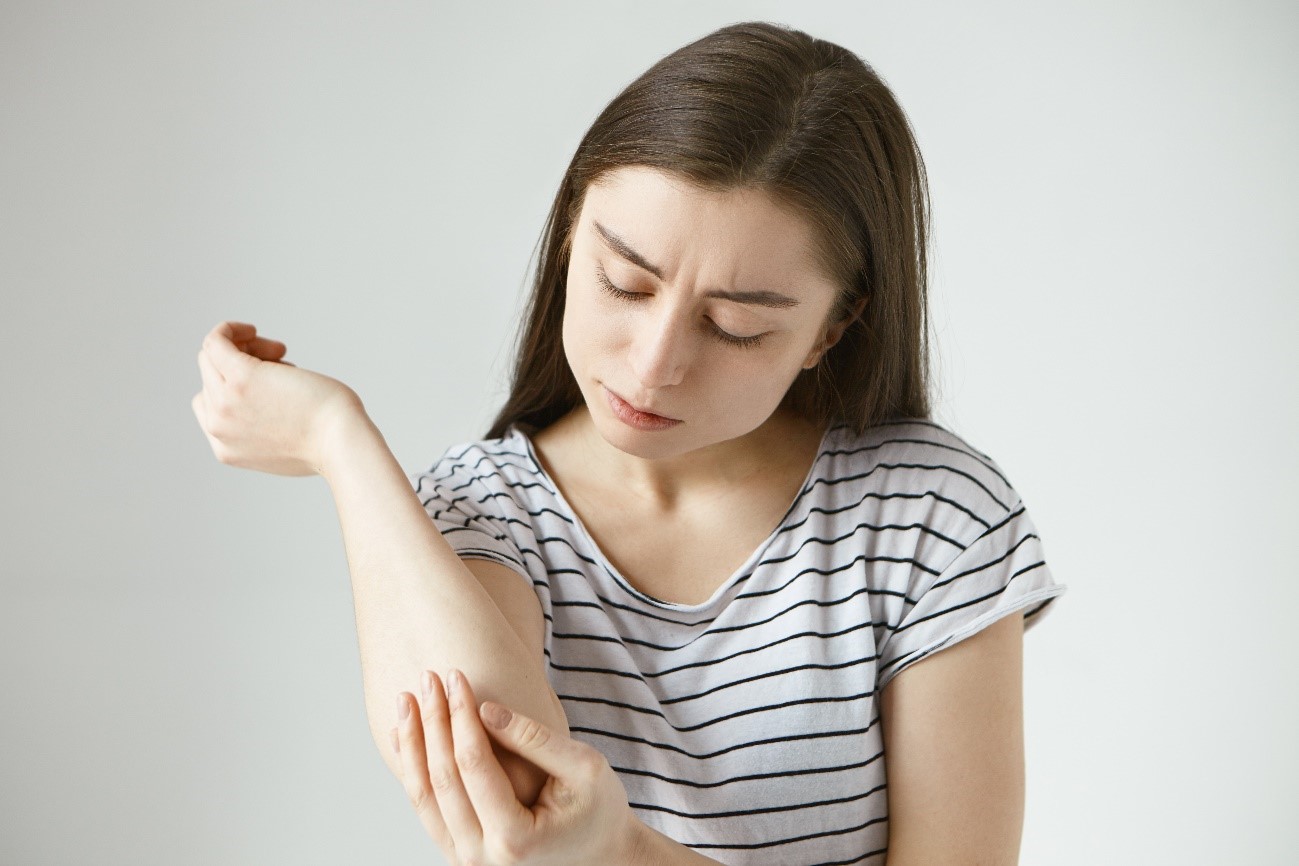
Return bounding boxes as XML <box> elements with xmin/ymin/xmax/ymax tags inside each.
<box><xmin>214</xmin><ymin>320</ymin><xmax>257</xmax><ymax>340</ymax></box>
<box><xmin>197</xmin><ymin>346</ymin><xmax>224</xmax><ymax>388</ymax></box>
<box><xmin>419</xmin><ymin>671</ymin><xmax>484</xmax><ymax>847</ymax></box>
<box><xmin>480</xmin><ymin>697</ymin><xmax>603</xmax><ymax>783</ymax></box>
<box><xmin>203</xmin><ymin>322</ymin><xmax>257</xmax><ymax>379</ymax></box>
<box><xmin>240</xmin><ymin>334</ymin><xmax>288</xmax><ymax>361</ymax></box>
<box><xmin>191</xmin><ymin>392</ymin><xmax>225</xmax><ymax>458</ymax></box>
<box><xmin>445</xmin><ymin>670</ymin><xmax>531</xmax><ymax>834</ymax></box>
<box><xmin>394</xmin><ymin>692</ymin><xmax>455</xmax><ymax>856</ymax></box>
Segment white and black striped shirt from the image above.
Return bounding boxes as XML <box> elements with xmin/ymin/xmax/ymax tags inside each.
<box><xmin>412</xmin><ymin>418</ymin><xmax>1066</xmax><ymax>865</ymax></box>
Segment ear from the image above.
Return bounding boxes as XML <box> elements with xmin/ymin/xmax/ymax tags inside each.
<box><xmin>802</xmin><ymin>293</ymin><xmax>868</xmax><ymax>369</ymax></box>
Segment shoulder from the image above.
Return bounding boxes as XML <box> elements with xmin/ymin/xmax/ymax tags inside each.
<box><xmin>812</xmin><ymin>417</ymin><xmax>1023</xmax><ymax>540</ymax></box>
<box><xmin>411</xmin><ymin>427</ymin><xmax>552</xmax><ymax>505</ymax></box>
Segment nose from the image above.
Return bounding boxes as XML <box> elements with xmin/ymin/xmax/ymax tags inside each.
<box><xmin>628</xmin><ymin>304</ymin><xmax>694</xmax><ymax>389</ymax></box>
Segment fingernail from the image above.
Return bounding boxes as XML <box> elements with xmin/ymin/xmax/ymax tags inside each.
<box><xmin>397</xmin><ymin>694</ymin><xmax>410</xmax><ymax>721</ymax></box>
<box><xmin>421</xmin><ymin>670</ymin><xmax>433</xmax><ymax>702</ymax></box>
<box><xmin>482</xmin><ymin>702</ymin><xmax>512</xmax><ymax>729</ymax></box>
<box><xmin>447</xmin><ymin>668</ymin><xmax>462</xmax><ymax>697</ymax></box>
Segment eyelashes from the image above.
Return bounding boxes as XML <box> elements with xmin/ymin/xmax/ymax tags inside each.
<box><xmin>593</xmin><ymin>267</ymin><xmax>643</xmax><ymax>303</ymax></box>
<box><xmin>594</xmin><ymin>267</ymin><xmax>767</xmax><ymax>349</ymax></box>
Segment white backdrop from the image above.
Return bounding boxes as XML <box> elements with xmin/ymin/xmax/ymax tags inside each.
<box><xmin>2</xmin><ymin>1</ymin><xmax>1295</xmax><ymax>863</ymax></box>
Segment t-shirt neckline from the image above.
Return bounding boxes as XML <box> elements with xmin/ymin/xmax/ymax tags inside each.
<box><xmin>508</xmin><ymin>423</ymin><xmax>837</xmax><ymax>612</ymax></box>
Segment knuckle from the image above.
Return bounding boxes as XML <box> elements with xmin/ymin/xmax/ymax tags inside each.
<box><xmin>208</xmin><ymin>400</ymin><xmax>232</xmax><ymax>429</ymax></box>
<box><xmin>429</xmin><ymin>765</ymin><xmax>459</xmax><ymax>796</ymax></box>
<box><xmin>574</xmin><ymin>748</ymin><xmax>607</xmax><ymax>783</ymax></box>
<box><xmin>407</xmin><ymin>785</ymin><xmax>432</xmax><ymax>813</ymax></box>
<box><xmin>453</xmin><ymin>741</ymin><xmax>492</xmax><ymax>776</ymax></box>
<box><xmin>225</xmin><ymin>371</ymin><xmax>247</xmax><ymax>395</ymax></box>
<box><xmin>490</xmin><ymin>832</ymin><xmax>531</xmax><ymax>865</ymax></box>
<box><xmin>513</xmin><ymin>716</ymin><xmax>551</xmax><ymax>752</ymax></box>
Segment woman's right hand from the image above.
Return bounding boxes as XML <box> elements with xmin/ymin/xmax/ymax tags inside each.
<box><xmin>192</xmin><ymin>321</ymin><xmax>363</xmax><ymax>477</ymax></box>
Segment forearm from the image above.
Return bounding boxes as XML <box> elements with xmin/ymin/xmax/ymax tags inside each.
<box><xmin>319</xmin><ymin>408</ymin><xmax>565</xmax><ymax>789</ymax></box>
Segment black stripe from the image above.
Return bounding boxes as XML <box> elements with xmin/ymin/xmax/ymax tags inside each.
<box><xmin>929</xmin><ymin>530</ymin><xmax>1036</xmax><ymax>594</ymax></box>
<box><xmin>450</xmin><ymin>548</ymin><xmax>525</xmax><ymax>569</ymax></box>
<box><xmin>890</xmin><ymin>559</ymin><xmax>1047</xmax><ymax>638</ymax></box>
<box><xmin>810</xmin><ymin>848</ymin><xmax>889</xmax><ymax>866</ymax></box>
<box><xmin>776</xmin><ymin>498</ymin><xmax>973</xmax><ymax>547</ymax></box>
<box><xmin>551</xmin><ymin>596</ymin><xmax>710</xmax><ymax>628</ymax></box>
<box><xmin>549</xmin><ymin>619</ymin><xmax>877</xmax><ymax>681</ymax></box>
<box><xmin>758</xmin><ymin>530</ymin><xmax>944</xmax><ymax>575</ymax></box>
<box><xmin>612</xmin><ymin>747</ymin><xmax>884</xmax><ymax>790</ymax></box>
<box><xmin>685</xmin><ymin>813</ymin><xmax>889</xmax><ymax>850</ymax></box>
<box><xmin>630</xmin><ymin>780</ymin><xmax>886</xmax><ymax>819</ymax></box>
<box><xmin>657</xmin><ymin>656</ymin><xmax>878</xmax><ymax>706</ymax></box>
<box><xmin>874</xmin><ymin>416</ymin><xmax>990</xmax><ymax>455</ymax></box>
<box><xmin>800</xmin><ymin>461</ymin><xmax>1010</xmax><ymax>513</ymax></box>
<box><xmin>734</xmin><ymin>551</ymin><xmax>931</xmax><ymax>606</ymax></box>
<box><xmin>1024</xmin><ymin>596</ymin><xmax>1056</xmax><ymax>621</ymax></box>
<box><xmin>826</xmin><ymin>433</ymin><xmax>1008</xmax><ymax>488</ymax></box>
<box><xmin>880</xmin><ymin>568</ymin><xmax>1051</xmax><ymax>677</ymax></box>
<box><xmin>547</xmin><ymin>548</ymin><xmax>932</xmax><ymax>631</ymax></box>
<box><xmin>438</xmin><ymin>523</ymin><xmax>511</xmax><ymax>543</ymax></box>
<box><xmin>569</xmin><ymin>714</ymin><xmax>881</xmax><ymax>760</ymax></box>
<box><xmin>898</xmin><ymin>563</ymin><xmax>1049</xmax><ymax>636</ymax></box>
<box><xmin>452</xmin><ymin>474</ymin><xmax>557</xmax><ymax>499</ymax></box>
<box><xmin>550</xmin><ymin>585</ymin><xmax>882</xmax><ymax>652</ymax></box>
<box><xmin>422</xmin><ymin>453</ymin><xmax>538</xmax><ymax>488</ymax></box>
<box><xmin>558</xmin><ymin>688</ymin><xmax>877</xmax><ymax>733</ymax></box>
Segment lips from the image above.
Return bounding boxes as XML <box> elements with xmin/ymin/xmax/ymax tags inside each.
<box><xmin>603</xmin><ymin>385</ymin><xmax>682</xmax><ymax>431</ymax></box>
<box><xmin>608</xmin><ymin>388</ymin><xmax>678</xmax><ymax>421</ymax></box>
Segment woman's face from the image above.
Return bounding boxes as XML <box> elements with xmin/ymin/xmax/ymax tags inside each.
<box><xmin>562</xmin><ymin>165</ymin><xmax>845</xmax><ymax>461</ymax></box>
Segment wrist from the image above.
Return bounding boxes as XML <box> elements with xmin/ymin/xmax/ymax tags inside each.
<box><xmin>618</xmin><ymin>813</ymin><xmax>651</xmax><ymax>866</ymax></box>
<box><xmin>313</xmin><ymin>393</ymin><xmax>374</xmax><ymax>481</ymax></box>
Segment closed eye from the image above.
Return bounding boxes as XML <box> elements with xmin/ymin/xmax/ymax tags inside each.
<box><xmin>595</xmin><ymin>267</ymin><xmax>768</xmax><ymax>349</ymax></box>
<box><xmin>595</xmin><ymin>267</ymin><xmax>645</xmax><ymax>301</ymax></box>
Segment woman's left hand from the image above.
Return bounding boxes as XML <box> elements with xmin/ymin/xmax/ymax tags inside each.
<box><xmin>391</xmin><ymin>668</ymin><xmax>643</xmax><ymax>866</ymax></box>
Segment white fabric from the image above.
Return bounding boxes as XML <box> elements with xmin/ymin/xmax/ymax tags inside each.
<box><xmin>411</xmin><ymin>418</ymin><xmax>1067</xmax><ymax>865</ymax></box>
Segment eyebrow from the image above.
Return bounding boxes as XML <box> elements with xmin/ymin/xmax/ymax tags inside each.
<box><xmin>592</xmin><ymin>220</ymin><xmax>802</xmax><ymax>309</ymax></box>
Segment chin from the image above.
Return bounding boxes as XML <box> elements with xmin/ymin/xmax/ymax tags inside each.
<box><xmin>592</xmin><ymin>415</ymin><xmax>693</xmax><ymax>461</ymax></box>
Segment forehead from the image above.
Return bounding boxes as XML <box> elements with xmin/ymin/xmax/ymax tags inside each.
<box><xmin>577</xmin><ymin>166</ymin><xmax>836</xmax><ymax>292</ymax></box>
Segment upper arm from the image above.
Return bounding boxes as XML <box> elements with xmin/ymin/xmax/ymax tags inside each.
<box><xmin>880</xmin><ymin>611</ymin><xmax>1026</xmax><ymax>866</ymax></box>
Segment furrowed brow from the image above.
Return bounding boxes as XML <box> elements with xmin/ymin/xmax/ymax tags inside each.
<box><xmin>592</xmin><ymin>220</ymin><xmax>801</xmax><ymax>309</ymax></box>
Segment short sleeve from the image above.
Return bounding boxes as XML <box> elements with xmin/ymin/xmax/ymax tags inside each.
<box><xmin>409</xmin><ymin>446</ymin><xmax>531</xmax><ymax>579</ymax></box>
<box><xmin>875</xmin><ymin>497</ymin><xmax>1066</xmax><ymax>690</ymax></box>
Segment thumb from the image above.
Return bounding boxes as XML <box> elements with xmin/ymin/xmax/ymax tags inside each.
<box><xmin>478</xmin><ymin>701</ymin><xmax>594</xmax><ymax>780</ymax></box>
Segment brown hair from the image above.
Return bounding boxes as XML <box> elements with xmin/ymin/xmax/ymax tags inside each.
<box><xmin>486</xmin><ymin>21</ymin><xmax>931</xmax><ymax>439</ymax></box>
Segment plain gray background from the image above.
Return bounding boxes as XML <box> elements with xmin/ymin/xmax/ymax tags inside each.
<box><xmin>2</xmin><ymin>1</ymin><xmax>1296</xmax><ymax>863</ymax></box>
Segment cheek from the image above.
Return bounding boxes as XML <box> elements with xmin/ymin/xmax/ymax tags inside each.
<box><xmin>564</xmin><ymin>289</ymin><xmax>627</xmax><ymax>355</ymax></box>
<box><xmin>562</xmin><ymin>289</ymin><xmax>613</xmax><ymax>375</ymax></box>
<box><xmin>703</xmin><ymin>355</ymin><xmax>799</xmax><ymax>413</ymax></box>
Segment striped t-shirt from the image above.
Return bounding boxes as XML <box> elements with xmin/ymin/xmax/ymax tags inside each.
<box><xmin>411</xmin><ymin>418</ymin><xmax>1066</xmax><ymax>865</ymax></box>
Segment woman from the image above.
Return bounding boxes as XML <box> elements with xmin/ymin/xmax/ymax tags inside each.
<box><xmin>193</xmin><ymin>21</ymin><xmax>1065</xmax><ymax>865</ymax></box>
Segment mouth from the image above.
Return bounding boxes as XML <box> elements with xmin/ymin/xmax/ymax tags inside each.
<box><xmin>603</xmin><ymin>386</ymin><xmax>682</xmax><ymax>430</ymax></box>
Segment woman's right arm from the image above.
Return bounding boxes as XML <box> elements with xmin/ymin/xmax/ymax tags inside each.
<box><xmin>192</xmin><ymin>321</ymin><xmax>562</xmax><ymax>806</ymax></box>
<box><xmin>319</xmin><ymin>407</ymin><xmax>567</xmax><ymax>805</ymax></box>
